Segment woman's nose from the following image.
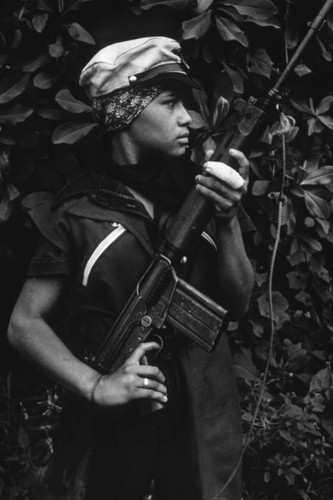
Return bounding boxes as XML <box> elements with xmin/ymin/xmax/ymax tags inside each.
<box><xmin>179</xmin><ymin>104</ymin><xmax>192</xmax><ymax>126</ymax></box>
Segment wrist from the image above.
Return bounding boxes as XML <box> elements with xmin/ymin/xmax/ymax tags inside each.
<box><xmin>80</xmin><ymin>370</ymin><xmax>103</xmax><ymax>403</ymax></box>
<box><xmin>90</xmin><ymin>373</ymin><xmax>104</xmax><ymax>404</ymax></box>
<box><xmin>215</xmin><ymin>214</ymin><xmax>238</xmax><ymax>231</ymax></box>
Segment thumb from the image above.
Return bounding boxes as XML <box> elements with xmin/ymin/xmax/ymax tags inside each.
<box><xmin>228</xmin><ymin>148</ymin><xmax>249</xmax><ymax>183</ymax></box>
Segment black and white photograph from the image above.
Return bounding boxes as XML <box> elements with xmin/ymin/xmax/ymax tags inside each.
<box><xmin>1</xmin><ymin>1</ymin><xmax>333</xmax><ymax>499</ymax></box>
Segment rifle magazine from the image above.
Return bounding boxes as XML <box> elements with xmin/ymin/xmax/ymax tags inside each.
<box><xmin>166</xmin><ymin>278</ymin><xmax>228</xmax><ymax>352</ymax></box>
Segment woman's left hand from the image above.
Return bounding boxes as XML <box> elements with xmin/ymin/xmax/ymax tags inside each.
<box><xmin>195</xmin><ymin>148</ymin><xmax>249</xmax><ymax>224</ymax></box>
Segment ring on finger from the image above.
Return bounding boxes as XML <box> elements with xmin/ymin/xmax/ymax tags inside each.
<box><xmin>143</xmin><ymin>377</ymin><xmax>149</xmax><ymax>387</ymax></box>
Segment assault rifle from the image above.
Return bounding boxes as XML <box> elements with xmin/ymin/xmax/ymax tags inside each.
<box><xmin>88</xmin><ymin>0</ymin><xmax>333</xmax><ymax>374</ymax></box>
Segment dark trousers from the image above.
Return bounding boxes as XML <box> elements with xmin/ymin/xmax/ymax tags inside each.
<box><xmin>42</xmin><ymin>345</ymin><xmax>242</xmax><ymax>500</ymax></box>
<box><xmin>86</xmin><ymin>403</ymin><xmax>202</xmax><ymax>500</ymax></box>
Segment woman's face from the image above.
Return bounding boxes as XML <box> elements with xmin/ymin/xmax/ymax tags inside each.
<box><xmin>127</xmin><ymin>84</ymin><xmax>193</xmax><ymax>160</ymax></box>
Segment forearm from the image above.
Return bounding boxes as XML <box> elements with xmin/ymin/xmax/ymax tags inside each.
<box><xmin>8</xmin><ymin>317</ymin><xmax>99</xmax><ymax>401</ymax></box>
<box><xmin>215</xmin><ymin>217</ymin><xmax>254</xmax><ymax>319</ymax></box>
<box><xmin>8</xmin><ymin>315</ymin><xmax>168</xmax><ymax>408</ymax></box>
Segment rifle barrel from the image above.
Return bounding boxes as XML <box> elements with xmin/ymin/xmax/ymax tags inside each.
<box><xmin>270</xmin><ymin>0</ymin><xmax>333</xmax><ymax>95</ymax></box>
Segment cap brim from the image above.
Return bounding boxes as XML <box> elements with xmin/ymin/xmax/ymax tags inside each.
<box><xmin>142</xmin><ymin>72</ymin><xmax>202</xmax><ymax>89</ymax></box>
<box><xmin>134</xmin><ymin>63</ymin><xmax>202</xmax><ymax>89</ymax></box>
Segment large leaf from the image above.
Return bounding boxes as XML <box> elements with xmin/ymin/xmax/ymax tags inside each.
<box><xmin>196</xmin><ymin>0</ymin><xmax>215</xmax><ymax>13</ymax></box>
<box><xmin>0</xmin><ymin>75</ymin><xmax>29</xmax><ymax>104</ymax></box>
<box><xmin>299</xmin><ymin>235</ymin><xmax>323</xmax><ymax>253</ymax></box>
<box><xmin>36</xmin><ymin>107</ymin><xmax>69</xmax><ymax>121</ymax></box>
<box><xmin>290</xmin><ymin>98</ymin><xmax>314</xmax><ymax>115</ymax></box>
<box><xmin>55</xmin><ymin>89</ymin><xmax>91</xmax><ymax>114</ymax></box>
<box><xmin>291</xmin><ymin>96</ymin><xmax>333</xmax><ymax>135</ymax></box>
<box><xmin>294</xmin><ymin>64</ymin><xmax>312</xmax><ymax>78</ymax></box>
<box><xmin>247</xmin><ymin>47</ymin><xmax>273</xmax><ymax>78</ymax></box>
<box><xmin>33</xmin><ymin>72</ymin><xmax>58</xmax><ymax>89</ymax></box>
<box><xmin>248</xmin><ymin>15</ymin><xmax>279</xmax><ymax>28</ymax></box>
<box><xmin>223</xmin><ymin>63</ymin><xmax>244</xmax><ymax>93</ymax></box>
<box><xmin>258</xmin><ymin>291</ymin><xmax>289</xmax><ymax>320</ymax></box>
<box><xmin>215</xmin><ymin>15</ymin><xmax>248</xmax><ymax>46</ymax></box>
<box><xmin>286</xmin><ymin>271</ymin><xmax>308</xmax><ymax>290</ymax></box>
<box><xmin>52</xmin><ymin>122</ymin><xmax>98</xmax><ymax>144</ymax></box>
<box><xmin>317</xmin><ymin>95</ymin><xmax>333</xmax><ymax>114</ymax></box>
<box><xmin>0</xmin><ymin>104</ymin><xmax>33</xmax><ymax>125</ymax></box>
<box><xmin>252</xmin><ymin>180</ymin><xmax>270</xmax><ymax>195</ymax></box>
<box><xmin>23</xmin><ymin>53</ymin><xmax>49</xmax><ymax>72</ymax></box>
<box><xmin>66</xmin><ymin>23</ymin><xmax>95</xmax><ymax>45</ymax></box>
<box><xmin>303</xmin><ymin>188</ymin><xmax>331</xmax><ymax>219</ymax></box>
<box><xmin>62</xmin><ymin>0</ymin><xmax>93</xmax><ymax>14</ymax></box>
<box><xmin>285</xmin><ymin>19</ymin><xmax>299</xmax><ymax>50</ymax></box>
<box><xmin>49</xmin><ymin>36</ymin><xmax>64</xmax><ymax>58</ymax></box>
<box><xmin>318</xmin><ymin>115</ymin><xmax>333</xmax><ymax>130</ymax></box>
<box><xmin>0</xmin><ymin>54</ymin><xmax>9</xmax><ymax>69</ymax></box>
<box><xmin>0</xmin><ymin>131</ymin><xmax>16</xmax><ymax>145</ymax></box>
<box><xmin>309</xmin><ymin>366</ymin><xmax>332</xmax><ymax>393</ymax></box>
<box><xmin>301</xmin><ymin>165</ymin><xmax>333</xmax><ymax>186</ymax></box>
<box><xmin>182</xmin><ymin>11</ymin><xmax>212</xmax><ymax>39</ymax></box>
<box><xmin>223</xmin><ymin>0</ymin><xmax>278</xmax><ymax>22</ymax></box>
<box><xmin>35</xmin><ymin>0</ymin><xmax>55</xmax><ymax>13</ymax></box>
<box><xmin>0</xmin><ymin>184</ymin><xmax>20</xmax><ymax>223</ymax></box>
<box><xmin>316</xmin><ymin>34</ymin><xmax>332</xmax><ymax>62</ymax></box>
<box><xmin>212</xmin><ymin>95</ymin><xmax>230</xmax><ymax>129</ymax></box>
<box><xmin>141</xmin><ymin>0</ymin><xmax>191</xmax><ymax>10</ymax></box>
<box><xmin>32</xmin><ymin>13</ymin><xmax>49</xmax><ymax>33</ymax></box>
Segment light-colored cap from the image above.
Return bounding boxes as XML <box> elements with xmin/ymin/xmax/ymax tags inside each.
<box><xmin>79</xmin><ymin>36</ymin><xmax>201</xmax><ymax>99</ymax></box>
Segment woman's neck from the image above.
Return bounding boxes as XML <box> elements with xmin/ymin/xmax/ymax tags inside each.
<box><xmin>109</xmin><ymin>134</ymin><xmax>154</xmax><ymax>218</ymax></box>
<box><xmin>110</xmin><ymin>132</ymin><xmax>139</xmax><ymax>165</ymax></box>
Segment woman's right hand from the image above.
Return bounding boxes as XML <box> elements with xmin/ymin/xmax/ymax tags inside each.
<box><xmin>91</xmin><ymin>342</ymin><xmax>168</xmax><ymax>407</ymax></box>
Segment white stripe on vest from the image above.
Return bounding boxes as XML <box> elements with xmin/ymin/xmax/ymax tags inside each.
<box><xmin>201</xmin><ymin>231</ymin><xmax>217</xmax><ymax>251</ymax></box>
<box><xmin>82</xmin><ymin>223</ymin><xmax>126</xmax><ymax>286</ymax></box>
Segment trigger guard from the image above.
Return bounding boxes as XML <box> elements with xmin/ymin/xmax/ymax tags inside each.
<box><xmin>148</xmin><ymin>334</ymin><xmax>164</xmax><ymax>360</ymax></box>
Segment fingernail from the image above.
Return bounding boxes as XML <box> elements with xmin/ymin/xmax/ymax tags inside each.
<box><xmin>163</xmin><ymin>395</ymin><xmax>168</xmax><ymax>402</ymax></box>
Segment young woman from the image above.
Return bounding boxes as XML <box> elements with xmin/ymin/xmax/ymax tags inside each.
<box><xmin>8</xmin><ymin>36</ymin><xmax>254</xmax><ymax>500</ymax></box>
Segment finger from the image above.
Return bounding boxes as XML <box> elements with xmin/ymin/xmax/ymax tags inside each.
<box><xmin>204</xmin><ymin>161</ymin><xmax>245</xmax><ymax>190</ymax></box>
<box><xmin>135</xmin><ymin>365</ymin><xmax>166</xmax><ymax>383</ymax></box>
<box><xmin>126</xmin><ymin>342</ymin><xmax>160</xmax><ymax>365</ymax></box>
<box><xmin>196</xmin><ymin>174</ymin><xmax>245</xmax><ymax>208</ymax></box>
<box><xmin>195</xmin><ymin>184</ymin><xmax>238</xmax><ymax>212</ymax></box>
<box><xmin>138</xmin><ymin>377</ymin><xmax>167</xmax><ymax>395</ymax></box>
<box><xmin>196</xmin><ymin>174</ymin><xmax>245</xmax><ymax>197</ymax></box>
<box><xmin>139</xmin><ymin>388</ymin><xmax>168</xmax><ymax>404</ymax></box>
<box><xmin>228</xmin><ymin>148</ymin><xmax>249</xmax><ymax>181</ymax></box>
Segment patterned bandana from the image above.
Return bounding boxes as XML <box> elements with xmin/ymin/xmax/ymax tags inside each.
<box><xmin>92</xmin><ymin>85</ymin><xmax>163</xmax><ymax>132</ymax></box>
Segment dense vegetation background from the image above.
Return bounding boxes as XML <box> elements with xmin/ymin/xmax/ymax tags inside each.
<box><xmin>1</xmin><ymin>0</ymin><xmax>333</xmax><ymax>498</ymax></box>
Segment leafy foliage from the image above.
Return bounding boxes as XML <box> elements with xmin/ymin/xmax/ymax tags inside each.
<box><xmin>0</xmin><ymin>373</ymin><xmax>61</xmax><ymax>500</ymax></box>
<box><xmin>1</xmin><ymin>0</ymin><xmax>333</xmax><ymax>499</ymax></box>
